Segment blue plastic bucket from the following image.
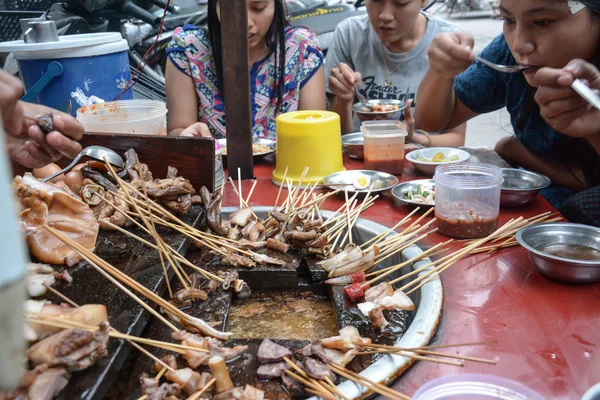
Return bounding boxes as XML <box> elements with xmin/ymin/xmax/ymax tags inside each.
<box><xmin>0</xmin><ymin>32</ymin><xmax>132</xmax><ymax>116</ymax></box>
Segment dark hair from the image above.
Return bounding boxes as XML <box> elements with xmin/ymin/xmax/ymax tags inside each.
<box><xmin>207</xmin><ymin>0</ymin><xmax>289</xmax><ymax>113</ymax></box>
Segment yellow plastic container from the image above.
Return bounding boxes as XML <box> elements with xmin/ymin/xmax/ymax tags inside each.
<box><xmin>273</xmin><ymin>111</ymin><xmax>345</xmax><ymax>186</ymax></box>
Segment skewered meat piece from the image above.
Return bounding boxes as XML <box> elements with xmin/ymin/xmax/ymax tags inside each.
<box><xmin>320</xmin><ymin>326</ymin><xmax>371</xmax><ymax>351</ymax></box>
<box><xmin>250</xmin><ymin>252</ymin><xmax>286</xmax><ymax>266</ymax></box>
<box><xmin>173</xmin><ymin>288</ymin><xmax>208</xmax><ymax>305</ymax></box>
<box><xmin>53</xmin><ymin>269</ymin><xmax>72</xmax><ymax>283</ymax></box>
<box><xmin>14</xmin><ymin>175</ymin><xmax>99</xmax><ymax>266</ymax></box>
<box><xmin>368</xmin><ymin>306</ymin><xmax>388</xmax><ymax>329</ymax></box>
<box><xmin>35</xmin><ymin>112</ymin><xmax>54</xmax><ymax>134</ymax></box>
<box><xmin>27</xmin><ymin>322</ymin><xmax>109</xmax><ymax>371</ymax></box>
<box><xmin>257</xmin><ymin>339</ymin><xmax>292</xmax><ymax>364</ymax></box>
<box><xmin>285</xmin><ymin>230</ymin><xmax>318</xmax><ymax>242</ymax></box>
<box><xmin>26</xmin><ymin>301</ymin><xmax>108</xmax><ymax>341</ymax></box>
<box><xmin>199</xmin><ymin>186</ymin><xmax>213</xmax><ymax>208</ymax></box>
<box><xmin>165</xmin><ymin>368</ymin><xmax>203</xmax><ymax>395</ymax></box>
<box><xmin>28</xmin><ymin>367</ymin><xmax>70</xmax><ymax>400</ymax></box>
<box><xmin>130</xmin><ymin>174</ymin><xmax>194</xmax><ymax>198</ymax></box>
<box><xmin>248</xmin><ymin>221</ymin><xmax>265</xmax><ymax>242</ymax></box>
<box><xmin>240</xmin><ymin>385</ymin><xmax>266</xmax><ymax>400</ymax></box>
<box><xmin>162</xmin><ymin>194</ymin><xmax>192</xmax><ymax>214</ymax></box>
<box><xmin>218</xmin><ymin>271</ymin><xmax>238</xmax><ymax>291</ymax></box>
<box><xmin>228</xmin><ymin>226</ymin><xmax>241</xmax><ymax>241</ymax></box>
<box><xmin>269</xmin><ymin>211</ymin><xmax>287</xmax><ymax>223</ymax></box>
<box><xmin>171</xmin><ymin>331</ymin><xmax>247</xmax><ymax>368</ymax></box>
<box><xmin>96</xmin><ymin>190</ymin><xmax>129</xmax><ymax>230</ymax></box>
<box><xmin>281</xmin><ymin>371</ymin><xmax>305</xmax><ymax>398</ymax></box>
<box><xmin>328</xmin><ymin>246</ymin><xmax>379</xmax><ymax>278</ymax></box>
<box><xmin>167</xmin><ymin>311</ymin><xmax>232</xmax><ymax>340</ymax></box>
<box><xmin>266</xmin><ymin>238</ymin><xmax>289</xmax><ymax>254</ymax></box>
<box><xmin>235</xmin><ymin>239</ymin><xmax>267</xmax><ymax>250</ymax></box>
<box><xmin>26</xmin><ymin>263</ymin><xmax>56</xmax><ymax>298</ymax></box>
<box><xmin>212</xmin><ymin>388</ymin><xmax>243</xmax><ymax>400</ymax></box>
<box><xmin>208</xmin><ymin>356</ymin><xmax>234</xmax><ymax>393</ymax></box>
<box><xmin>307</xmin><ymin>245</ymin><xmax>332</xmax><ymax>258</ymax></box>
<box><xmin>229</xmin><ymin>207</ymin><xmax>253</xmax><ymax>227</ymax></box>
<box><xmin>152</xmin><ymin>355</ymin><xmax>178</xmax><ymax>373</ymax></box>
<box><xmin>317</xmin><ymin>244</ymin><xmax>362</xmax><ymax>272</ymax></box>
<box><xmin>299</xmin><ymin>341</ymin><xmax>357</xmax><ymax>367</ymax></box>
<box><xmin>207</xmin><ymin>195</ymin><xmax>230</xmax><ymax>236</ymax></box>
<box><xmin>307</xmin><ymin>234</ymin><xmax>328</xmax><ymax>248</ymax></box>
<box><xmin>80</xmin><ymin>166</ymin><xmax>118</xmax><ymax>192</ymax></box>
<box><xmin>80</xmin><ymin>184</ymin><xmax>105</xmax><ymax>206</ymax></box>
<box><xmin>140</xmin><ymin>373</ymin><xmax>182</xmax><ymax>400</ymax></box>
<box><xmin>302</xmin><ymin>358</ymin><xmax>337</xmax><ymax>383</ymax></box>
<box><xmin>256</xmin><ymin>361</ymin><xmax>288</xmax><ymax>380</ymax></box>
<box><xmin>223</xmin><ymin>252</ymin><xmax>256</xmax><ymax>269</ymax></box>
<box><xmin>364</xmin><ymin>282</ymin><xmax>394</xmax><ymax>303</ymax></box>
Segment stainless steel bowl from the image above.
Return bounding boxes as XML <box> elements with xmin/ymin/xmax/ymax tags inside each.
<box><xmin>352</xmin><ymin>99</ymin><xmax>407</xmax><ymax>118</ymax></box>
<box><xmin>322</xmin><ymin>170</ymin><xmax>399</xmax><ymax>194</ymax></box>
<box><xmin>516</xmin><ymin>223</ymin><xmax>600</xmax><ymax>284</ymax></box>
<box><xmin>391</xmin><ymin>179</ymin><xmax>435</xmax><ymax>208</ymax></box>
<box><xmin>500</xmin><ymin>168</ymin><xmax>551</xmax><ymax>208</ymax></box>
<box><xmin>341</xmin><ymin>132</ymin><xmax>364</xmax><ymax>160</ymax></box>
<box><xmin>217</xmin><ymin>138</ymin><xmax>276</xmax><ymax>160</ymax></box>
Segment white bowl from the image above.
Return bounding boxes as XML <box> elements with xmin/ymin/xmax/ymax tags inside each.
<box><xmin>406</xmin><ymin>147</ymin><xmax>471</xmax><ymax>176</ymax></box>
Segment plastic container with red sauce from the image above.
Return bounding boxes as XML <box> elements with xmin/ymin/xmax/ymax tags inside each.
<box><xmin>412</xmin><ymin>373</ymin><xmax>545</xmax><ymax>400</ymax></box>
<box><xmin>434</xmin><ymin>162</ymin><xmax>503</xmax><ymax>239</ymax></box>
<box><xmin>360</xmin><ymin>120</ymin><xmax>407</xmax><ymax>175</ymax></box>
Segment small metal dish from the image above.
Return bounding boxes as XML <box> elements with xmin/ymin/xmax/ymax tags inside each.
<box><xmin>392</xmin><ymin>179</ymin><xmax>435</xmax><ymax>208</ymax></box>
<box><xmin>501</xmin><ymin>168</ymin><xmax>551</xmax><ymax>208</ymax></box>
<box><xmin>341</xmin><ymin>132</ymin><xmax>364</xmax><ymax>160</ymax></box>
<box><xmin>217</xmin><ymin>138</ymin><xmax>276</xmax><ymax>160</ymax></box>
<box><xmin>322</xmin><ymin>170</ymin><xmax>398</xmax><ymax>194</ymax></box>
<box><xmin>352</xmin><ymin>99</ymin><xmax>407</xmax><ymax>117</ymax></box>
<box><xmin>516</xmin><ymin>223</ymin><xmax>600</xmax><ymax>284</ymax></box>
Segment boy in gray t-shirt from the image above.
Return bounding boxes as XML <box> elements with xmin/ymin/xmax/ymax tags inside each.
<box><xmin>325</xmin><ymin>3</ymin><xmax>466</xmax><ymax>146</ymax></box>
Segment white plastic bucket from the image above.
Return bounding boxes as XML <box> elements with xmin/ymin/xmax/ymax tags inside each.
<box><xmin>77</xmin><ymin>100</ymin><xmax>168</xmax><ymax>135</ymax></box>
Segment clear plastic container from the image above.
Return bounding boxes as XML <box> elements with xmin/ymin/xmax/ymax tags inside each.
<box><xmin>76</xmin><ymin>100</ymin><xmax>167</xmax><ymax>135</ymax></box>
<box><xmin>360</xmin><ymin>120</ymin><xmax>407</xmax><ymax>175</ymax></box>
<box><xmin>434</xmin><ymin>163</ymin><xmax>503</xmax><ymax>239</ymax></box>
<box><xmin>412</xmin><ymin>373</ymin><xmax>545</xmax><ymax>400</ymax></box>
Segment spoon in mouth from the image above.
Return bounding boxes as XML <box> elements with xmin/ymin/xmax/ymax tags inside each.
<box><xmin>475</xmin><ymin>55</ymin><xmax>532</xmax><ymax>73</ymax></box>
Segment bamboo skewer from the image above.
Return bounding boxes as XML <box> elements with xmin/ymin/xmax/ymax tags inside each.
<box><xmin>187</xmin><ymin>378</ymin><xmax>216</xmax><ymax>400</ymax></box>
<box><xmin>364</xmin><ymin>240</ymin><xmax>450</xmax><ymax>287</ymax></box>
<box><xmin>273</xmin><ymin>167</ymin><xmax>289</xmax><ymax>210</ymax></box>
<box><xmin>282</xmin><ymin>357</ymin><xmax>338</xmax><ymax>399</ymax></box>
<box><xmin>362</xmin><ymin>207</ymin><xmax>420</xmax><ymax>250</ymax></box>
<box><xmin>357</xmin><ymin>342</ymin><xmax>496</xmax><ymax>365</ymax></box>
<box><xmin>327</xmin><ymin>364</ymin><xmax>409</xmax><ymax>400</ymax></box>
<box><xmin>42</xmin><ymin>283</ymin><xmax>77</xmax><ymax>307</ymax></box>
<box><xmin>402</xmin><ymin>218</ymin><xmax>524</xmax><ymax>294</ymax></box>
<box><xmin>245</xmin><ymin>180</ymin><xmax>258</xmax><ymax>205</ymax></box>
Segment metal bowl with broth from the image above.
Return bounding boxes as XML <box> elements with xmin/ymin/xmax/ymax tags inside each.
<box><xmin>500</xmin><ymin>168</ymin><xmax>551</xmax><ymax>208</ymax></box>
<box><xmin>217</xmin><ymin>138</ymin><xmax>276</xmax><ymax>160</ymax></box>
<box><xmin>516</xmin><ymin>223</ymin><xmax>600</xmax><ymax>284</ymax></box>
<box><xmin>341</xmin><ymin>132</ymin><xmax>364</xmax><ymax>160</ymax></box>
<box><xmin>352</xmin><ymin>99</ymin><xmax>407</xmax><ymax>118</ymax></box>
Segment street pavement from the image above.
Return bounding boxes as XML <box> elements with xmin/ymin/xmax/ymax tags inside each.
<box><xmin>430</xmin><ymin>14</ymin><xmax>513</xmax><ymax>148</ymax></box>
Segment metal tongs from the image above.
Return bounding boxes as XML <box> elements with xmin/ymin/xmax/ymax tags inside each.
<box><xmin>42</xmin><ymin>146</ymin><xmax>124</xmax><ymax>182</ymax></box>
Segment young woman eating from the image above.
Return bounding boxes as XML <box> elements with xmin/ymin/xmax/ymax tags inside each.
<box><xmin>166</xmin><ymin>0</ymin><xmax>326</xmax><ymax>140</ymax></box>
<box><xmin>325</xmin><ymin>0</ymin><xmax>466</xmax><ymax>147</ymax></box>
<box><xmin>415</xmin><ymin>0</ymin><xmax>600</xmax><ymax>226</ymax></box>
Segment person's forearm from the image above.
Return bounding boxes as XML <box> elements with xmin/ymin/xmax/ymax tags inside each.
<box><xmin>415</xmin><ymin>70</ymin><xmax>457</xmax><ymax>132</ymax></box>
<box><xmin>168</xmin><ymin>128</ymin><xmax>185</xmax><ymax>137</ymax></box>
<box><xmin>411</xmin><ymin>131</ymin><xmax>465</xmax><ymax>147</ymax></box>
<box><xmin>330</xmin><ymin>96</ymin><xmax>354</xmax><ymax>135</ymax></box>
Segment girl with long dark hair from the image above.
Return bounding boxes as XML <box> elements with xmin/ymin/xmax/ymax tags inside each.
<box><xmin>165</xmin><ymin>0</ymin><xmax>326</xmax><ymax>140</ymax></box>
<box><xmin>414</xmin><ymin>0</ymin><xmax>600</xmax><ymax>226</ymax></box>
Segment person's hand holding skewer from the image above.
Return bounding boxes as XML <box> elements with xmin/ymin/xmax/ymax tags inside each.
<box><xmin>0</xmin><ymin>71</ymin><xmax>84</xmax><ymax>168</ymax></box>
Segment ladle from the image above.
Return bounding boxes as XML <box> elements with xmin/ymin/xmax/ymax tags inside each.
<box><xmin>42</xmin><ymin>145</ymin><xmax>124</xmax><ymax>182</ymax></box>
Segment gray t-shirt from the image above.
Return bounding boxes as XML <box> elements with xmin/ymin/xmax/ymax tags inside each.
<box><xmin>324</xmin><ymin>12</ymin><xmax>463</xmax><ymax>131</ymax></box>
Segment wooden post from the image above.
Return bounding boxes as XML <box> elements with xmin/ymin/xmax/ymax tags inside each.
<box><xmin>219</xmin><ymin>0</ymin><xmax>254</xmax><ymax>179</ymax></box>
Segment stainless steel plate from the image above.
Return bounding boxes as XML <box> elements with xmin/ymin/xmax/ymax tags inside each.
<box><xmin>352</xmin><ymin>99</ymin><xmax>407</xmax><ymax>116</ymax></box>
<box><xmin>392</xmin><ymin>179</ymin><xmax>436</xmax><ymax>207</ymax></box>
<box><xmin>217</xmin><ymin>138</ymin><xmax>276</xmax><ymax>160</ymax></box>
<box><xmin>322</xmin><ymin>170</ymin><xmax>399</xmax><ymax>194</ymax></box>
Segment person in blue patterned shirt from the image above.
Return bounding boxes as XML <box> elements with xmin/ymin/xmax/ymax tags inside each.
<box><xmin>165</xmin><ymin>0</ymin><xmax>326</xmax><ymax>140</ymax></box>
<box><xmin>415</xmin><ymin>0</ymin><xmax>600</xmax><ymax>226</ymax></box>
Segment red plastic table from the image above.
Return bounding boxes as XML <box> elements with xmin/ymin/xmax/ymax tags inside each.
<box><xmin>221</xmin><ymin>153</ymin><xmax>600</xmax><ymax>400</ymax></box>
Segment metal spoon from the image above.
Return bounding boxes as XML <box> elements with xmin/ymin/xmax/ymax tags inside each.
<box><xmin>42</xmin><ymin>145</ymin><xmax>125</xmax><ymax>182</ymax></box>
<box><xmin>354</xmin><ymin>83</ymin><xmax>373</xmax><ymax>110</ymax></box>
<box><xmin>571</xmin><ymin>79</ymin><xmax>600</xmax><ymax>111</ymax></box>
<box><xmin>475</xmin><ymin>55</ymin><xmax>531</xmax><ymax>73</ymax></box>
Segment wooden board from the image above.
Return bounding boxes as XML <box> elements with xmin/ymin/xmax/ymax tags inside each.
<box><xmin>11</xmin><ymin>133</ymin><xmax>216</xmax><ymax>192</ymax></box>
